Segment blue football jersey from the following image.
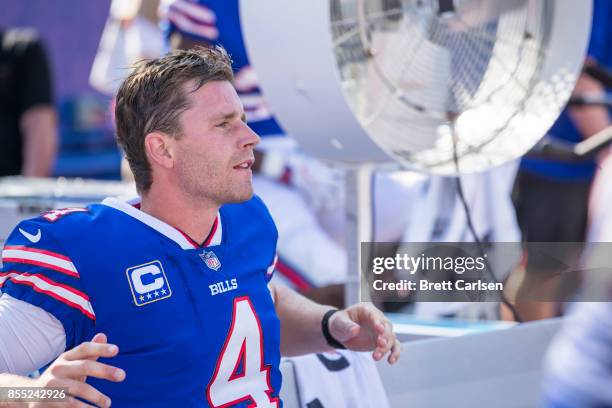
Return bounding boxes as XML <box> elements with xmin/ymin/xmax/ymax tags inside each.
<box><xmin>161</xmin><ymin>0</ymin><xmax>285</xmax><ymax>137</ymax></box>
<box><xmin>0</xmin><ymin>196</ymin><xmax>282</xmax><ymax>407</ymax></box>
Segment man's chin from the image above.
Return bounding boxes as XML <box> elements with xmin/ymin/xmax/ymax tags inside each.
<box><xmin>224</xmin><ymin>189</ymin><xmax>254</xmax><ymax>204</ymax></box>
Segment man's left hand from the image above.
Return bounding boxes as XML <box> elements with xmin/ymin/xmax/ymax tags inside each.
<box><xmin>328</xmin><ymin>303</ymin><xmax>402</xmax><ymax>364</ymax></box>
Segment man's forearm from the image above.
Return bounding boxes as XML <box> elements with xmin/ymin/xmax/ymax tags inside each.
<box><xmin>20</xmin><ymin>106</ymin><xmax>58</xmax><ymax>177</ymax></box>
<box><xmin>569</xmin><ymin>72</ymin><xmax>610</xmax><ymax>140</ymax></box>
<box><xmin>271</xmin><ymin>283</ymin><xmax>335</xmax><ymax>356</ymax></box>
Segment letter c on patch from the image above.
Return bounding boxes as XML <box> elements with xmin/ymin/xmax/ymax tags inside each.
<box><xmin>132</xmin><ymin>264</ymin><xmax>164</xmax><ymax>294</ymax></box>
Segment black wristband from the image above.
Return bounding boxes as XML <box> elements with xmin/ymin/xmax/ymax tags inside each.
<box><xmin>321</xmin><ymin>309</ymin><xmax>347</xmax><ymax>349</ymax></box>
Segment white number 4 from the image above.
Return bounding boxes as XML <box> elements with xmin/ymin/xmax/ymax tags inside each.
<box><xmin>206</xmin><ymin>296</ymin><xmax>279</xmax><ymax>407</ymax></box>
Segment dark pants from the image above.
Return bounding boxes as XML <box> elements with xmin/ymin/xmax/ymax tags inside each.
<box><xmin>513</xmin><ymin>171</ymin><xmax>591</xmax><ymax>243</ymax></box>
<box><xmin>513</xmin><ymin>171</ymin><xmax>592</xmax><ymax>306</ymax></box>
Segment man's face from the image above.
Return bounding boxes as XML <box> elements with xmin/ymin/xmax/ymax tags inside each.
<box><xmin>173</xmin><ymin>80</ymin><xmax>259</xmax><ymax>205</ymax></box>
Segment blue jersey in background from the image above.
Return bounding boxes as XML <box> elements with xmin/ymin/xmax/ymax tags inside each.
<box><xmin>521</xmin><ymin>0</ymin><xmax>612</xmax><ymax>181</ymax></box>
<box><xmin>162</xmin><ymin>0</ymin><xmax>285</xmax><ymax>139</ymax></box>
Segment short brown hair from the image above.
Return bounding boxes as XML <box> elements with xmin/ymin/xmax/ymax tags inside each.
<box><xmin>115</xmin><ymin>46</ymin><xmax>234</xmax><ymax>193</ymax></box>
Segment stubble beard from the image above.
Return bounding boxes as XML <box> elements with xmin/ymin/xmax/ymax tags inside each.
<box><xmin>177</xmin><ymin>147</ymin><xmax>254</xmax><ymax>205</ymax></box>
<box><xmin>181</xmin><ymin>168</ymin><xmax>254</xmax><ymax>206</ymax></box>
<box><xmin>224</xmin><ymin>173</ymin><xmax>254</xmax><ymax>203</ymax></box>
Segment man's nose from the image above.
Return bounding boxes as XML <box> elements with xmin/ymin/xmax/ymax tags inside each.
<box><xmin>241</xmin><ymin>123</ymin><xmax>260</xmax><ymax>148</ymax></box>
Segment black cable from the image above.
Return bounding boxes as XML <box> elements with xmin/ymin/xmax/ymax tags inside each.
<box><xmin>450</xmin><ymin>124</ymin><xmax>523</xmax><ymax>323</ymax></box>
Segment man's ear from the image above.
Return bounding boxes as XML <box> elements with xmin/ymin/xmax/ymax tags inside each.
<box><xmin>144</xmin><ymin>132</ymin><xmax>175</xmax><ymax>169</ymax></box>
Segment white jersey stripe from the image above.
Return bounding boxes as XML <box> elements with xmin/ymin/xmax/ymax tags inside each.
<box><xmin>266</xmin><ymin>254</ymin><xmax>278</xmax><ymax>278</ymax></box>
<box><xmin>2</xmin><ymin>248</ymin><xmax>79</xmax><ymax>278</ymax></box>
<box><xmin>167</xmin><ymin>9</ymin><xmax>219</xmax><ymax>41</ymax></box>
<box><xmin>246</xmin><ymin>107</ymin><xmax>274</xmax><ymax>123</ymax></box>
<box><xmin>171</xmin><ymin>0</ymin><xmax>216</xmax><ymax>23</ymax></box>
<box><xmin>0</xmin><ymin>273</ymin><xmax>95</xmax><ymax>320</ymax></box>
<box><xmin>239</xmin><ymin>94</ymin><xmax>266</xmax><ymax>107</ymax></box>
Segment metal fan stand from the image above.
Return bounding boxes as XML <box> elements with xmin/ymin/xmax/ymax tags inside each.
<box><xmin>343</xmin><ymin>163</ymin><xmax>376</xmax><ymax>306</ymax></box>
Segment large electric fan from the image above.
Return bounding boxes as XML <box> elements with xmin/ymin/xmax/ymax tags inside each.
<box><xmin>241</xmin><ymin>0</ymin><xmax>592</xmax><ymax>303</ymax></box>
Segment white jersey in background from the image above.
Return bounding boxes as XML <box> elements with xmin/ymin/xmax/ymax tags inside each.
<box><xmin>286</xmin><ymin>350</ymin><xmax>390</xmax><ymax>408</ymax></box>
<box><xmin>400</xmin><ymin>160</ymin><xmax>522</xmax><ymax>318</ymax></box>
<box><xmin>254</xmin><ymin>152</ymin><xmax>425</xmax><ymax>291</ymax></box>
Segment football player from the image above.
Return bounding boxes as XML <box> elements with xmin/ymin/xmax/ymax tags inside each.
<box><xmin>0</xmin><ymin>47</ymin><xmax>400</xmax><ymax>408</ymax></box>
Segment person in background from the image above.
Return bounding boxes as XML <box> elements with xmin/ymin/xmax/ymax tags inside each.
<box><xmin>89</xmin><ymin>0</ymin><xmax>165</xmax><ymax>182</ymax></box>
<box><xmin>513</xmin><ymin>0</ymin><xmax>612</xmax><ymax>320</ymax></box>
<box><xmin>89</xmin><ymin>0</ymin><xmax>163</xmax><ymax>98</ymax></box>
<box><xmin>541</xmin><ymin>289</ymin><xmax>612</xmax><ymax>407</ymax></box>
<box><xmin>540</xmin><ymin>4</ymin><xmax>612</xmax><ymax>405</ymax></box>
<box><xmin>0</xmin><ymin>28</ymin><xmax>57</xmax><ymax>177</ymax></box>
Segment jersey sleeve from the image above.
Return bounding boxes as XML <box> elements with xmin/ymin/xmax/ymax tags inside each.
<box><xmin>0</xmin><ymin>219</ymin><xmax>95</xmax><ymax>350</ymax></box>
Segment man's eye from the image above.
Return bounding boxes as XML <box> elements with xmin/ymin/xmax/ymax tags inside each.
<box><xmin>217</xmin><ymin>122</ymin><xmax>230</xmax><ymax>128</ymax></box>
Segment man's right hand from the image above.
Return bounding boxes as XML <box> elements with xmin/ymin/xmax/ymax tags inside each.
<box><xmin>29</xmin><ymin>333</ymin><xmax>125</xmax><ymax>408</ymax></box>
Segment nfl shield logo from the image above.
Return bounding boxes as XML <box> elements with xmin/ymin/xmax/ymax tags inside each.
<box><xmin>200</xmin><ymin>250</ymin><xmax>221</xmax><ymax>271</ymax></box>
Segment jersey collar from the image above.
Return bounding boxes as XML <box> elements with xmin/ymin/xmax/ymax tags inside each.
<box><xmin>101</xmin><ymin>197</ymin><xmax>223</xmax><ymax>250</ymax></box>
